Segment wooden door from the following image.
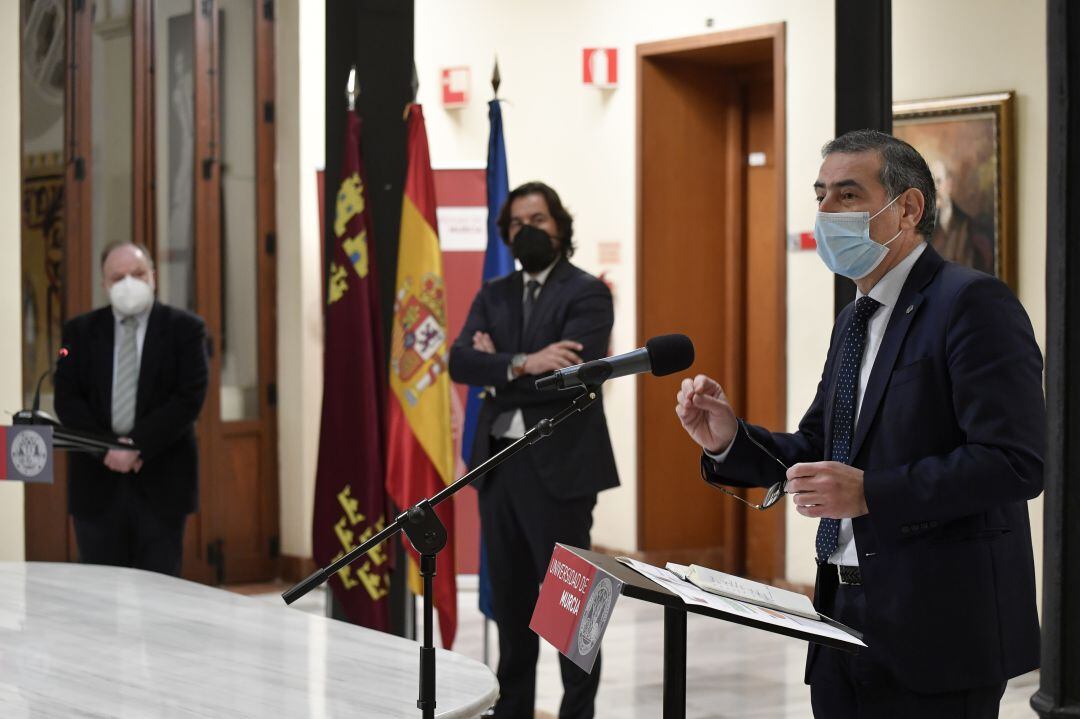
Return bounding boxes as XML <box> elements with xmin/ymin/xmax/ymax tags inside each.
<box><xmin>636</xmin><ymin>25</ymin><xmax>787</xmax><ymax>581</ymax></box>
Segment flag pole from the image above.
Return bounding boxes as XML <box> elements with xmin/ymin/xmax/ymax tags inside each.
<box><xmin>404</xmin><ymin>60</ymin><xmax>419</xmax><ymax>120</ymax></box>
<box><xmin>484</xmin><ymin>58</ymin><xmax>501</xmax><ymax>669</ymax></box>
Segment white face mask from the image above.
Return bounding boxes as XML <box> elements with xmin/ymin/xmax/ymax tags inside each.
<box><xmin>109</xmin><ymin>275</ymin><xmax>155</xmax><ymax>316</ymax></box>
<box><xmin>813</xmin><ymin>194</ymin><xmax>904</xmax><ymax>280</ymax></box>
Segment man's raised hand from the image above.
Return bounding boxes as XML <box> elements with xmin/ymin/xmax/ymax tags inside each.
<box><xmin>675</xmin><ymin>374</ymin><xmax>738</xmax><ymax>454</ymax></box>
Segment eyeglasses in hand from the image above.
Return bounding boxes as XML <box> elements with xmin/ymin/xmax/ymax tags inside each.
<box><xmin>704</xmin><ymin>418</ymin><xmax>788</xmax><ymax>511</ymax></box>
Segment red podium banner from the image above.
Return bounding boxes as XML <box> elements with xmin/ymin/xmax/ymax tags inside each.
<box><xmin>530</xmin><ymin>543</ymin><xmax>623</xmax><ymax>673</ymax></box>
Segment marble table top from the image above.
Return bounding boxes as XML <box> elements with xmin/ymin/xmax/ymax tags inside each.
<box><xmin>0</xmin><ymin>562</ymin><xmax>498</xmax><ymax>718</ymax></box>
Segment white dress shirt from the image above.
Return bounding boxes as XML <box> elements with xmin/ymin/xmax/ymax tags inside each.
<box><xmin>829</xmin><ymin>241</ymin><xmax>926</xmax><ymax>565</ymax></box>
<box><xmin>708</xmin><ymin>242</ymin><xmax>927</xmax><ymax>565</ymax></box>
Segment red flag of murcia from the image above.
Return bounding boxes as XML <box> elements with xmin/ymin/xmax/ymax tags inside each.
<box><xmin>312</xmin><ymin>109</ymin><xmax>391</xmax><ymax>630</ymax></box>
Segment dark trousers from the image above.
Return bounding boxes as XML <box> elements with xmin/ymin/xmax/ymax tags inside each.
<box><xmin>478</xmin><ymin>439</ymin><xmax>601</xmax><ymax>719</ymax></box>
<box><xmin>73</xmin><ymin>480</ymin><xmax>186</xmax><ymax>577</ymax></box>
<box><xmin>809</xmin><ymin>583</ymin><xmax>1007</xmax><ymax>718</ymax></box>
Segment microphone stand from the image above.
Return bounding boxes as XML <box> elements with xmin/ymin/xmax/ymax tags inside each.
<box><xmin>282</xmin><ymin>385</ymin><xmax>602</xmax><ymax>719</ymax></box>
<box><xmin>16</xmin><ymin>347</ymin><xmax>70</xmax><ymax>426</ymax></box>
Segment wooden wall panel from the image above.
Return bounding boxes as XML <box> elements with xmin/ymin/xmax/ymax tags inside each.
<box><xmin>184</xmin><ymin>0</ymin><xmax>221</xmax><ymax>585</ymax></box>
<box><xmin>222</xmin><ymin>431</ymin><xmax>262</xmax><ymax>572</ymax></box>
<box><xmin>254</xmin><ymin>0</ymin><xmax>280</xmax><ymax>582</ymax></box>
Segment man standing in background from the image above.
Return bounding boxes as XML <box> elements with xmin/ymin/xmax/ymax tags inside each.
<box><xmin>55</xmin><ymin>241</ymin><xmax>208</xmax><ymax>576</ymax></box>
<box><xmin>450</xmin><ymin>182</ymin><xmax>619</xmax><ymax>719</ymax></box>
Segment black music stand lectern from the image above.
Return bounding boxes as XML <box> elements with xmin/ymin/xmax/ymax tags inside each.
<box><xmin>559</xmin><ymin>546</ymin><xmax>863</xmax><ymax>719</ymax></box>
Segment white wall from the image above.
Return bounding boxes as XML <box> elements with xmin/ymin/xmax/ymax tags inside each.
<box><xmin>1</xmin><ymin>0</ymin><xmax>26</xmax><ymax>561</ymax></box>
<box><xmin>275</xmin><ymin>0</ymin><xmax>325</xmax><ymax>560</ymax></box>
<box><xmin>414</xmin><ymin>0</ymin><xmax>1049</xmax><ymax>587</ymax></box>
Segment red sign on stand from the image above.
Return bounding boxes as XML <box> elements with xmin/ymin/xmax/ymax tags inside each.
<box><xmin>530</xmin><ymin>544</ymin><xmax>623</xmax><ymax>672</ymax></box>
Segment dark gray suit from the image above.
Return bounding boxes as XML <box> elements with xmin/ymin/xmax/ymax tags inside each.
<box><xmin>703</xmin><ymin>245</ymin><xmax>1043</xmax><ymax>713</ymax></box>
<box><xmin>55</xmin><ymin>302</ymin><xmax>209</xmax><ymax>575</ymax></box>
<box><xmin>449</xmin><ymin>257</ymin><xmax>618</xmax><ymax>718</ymax></box>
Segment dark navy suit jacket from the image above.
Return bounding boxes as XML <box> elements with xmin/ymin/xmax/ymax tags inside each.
<box><xmin>55</xmin><ymin>302</ymin><xmax>209</xmax><ymax>520</ymax></box>
<box><xmin>449</xmin><ymin>258</ymin><xmax>619</xmax><ymax>499</ymax></box>
<box><xmin>703</xmin><ymin>244</ymin><xmax>1044</xmax><ymax>693</ymax></box>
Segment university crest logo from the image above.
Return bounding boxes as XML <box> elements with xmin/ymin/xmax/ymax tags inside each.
<box><xmin>577</xmin><ymin>577</ymin><xmax>614</xmax><ymax>657</ymax></box>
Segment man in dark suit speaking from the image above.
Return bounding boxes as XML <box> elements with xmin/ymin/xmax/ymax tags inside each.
<box><xmin>55</xmin><ymin>241</ymin><xmax>209</xmax><ymax>577</ymax></box>
<box><xmin>676</xmin><ymin>131</ymin><xmax>1043</xmax><ymax>718</ymax></box>
<box><xmin>450</xmin><ymin>182</ymin><xmax>619</xmax><ymax>719</ymax></box>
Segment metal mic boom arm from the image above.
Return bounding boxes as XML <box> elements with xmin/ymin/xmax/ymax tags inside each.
<box><xmin>281</xmin><ymin>387</ymin><xmax>601</xmax><ymax>719</ymax></box>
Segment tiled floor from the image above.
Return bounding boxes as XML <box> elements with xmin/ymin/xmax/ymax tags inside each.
<box><xmin>245</xmin><ymin>578</ymin><xmax>1040</xmax><ymax>718</ymax></box>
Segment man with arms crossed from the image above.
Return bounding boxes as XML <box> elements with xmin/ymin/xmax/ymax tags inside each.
<box><xmin>676</xmin><ymin>130</ymin><xmax>1043</xmax><ymax>718</ymax></box>
<box><xmin>450</xmin><ymin>182</ymin><xmax>619</xmax><ymax>719</ymax></box>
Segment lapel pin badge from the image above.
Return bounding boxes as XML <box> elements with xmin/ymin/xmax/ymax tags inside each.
<box><xmin>906</xmin><ymin>304</ymin><xmax>914</xmax><ymax>314</ymax></box>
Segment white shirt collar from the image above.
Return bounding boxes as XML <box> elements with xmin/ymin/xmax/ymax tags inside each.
<box><xmin>858</xmin><ymin>241</ymin><xmax>927</xmax><ymax>308</ymax></box>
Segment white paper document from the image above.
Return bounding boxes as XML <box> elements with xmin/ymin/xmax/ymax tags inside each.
<box><xmin>617</xmin><ymin>557</ymin><xmax>866</xmax><ymax>648</ymax></box>
<box><xmin>687</xmin><ymin>564</ymin><xmax>819</xmax><ymax>619</ymax></box>
<box><xmin>664</xmin><ymin>562</ymin><xmax>690</xmax><ymax>581</ymax></box>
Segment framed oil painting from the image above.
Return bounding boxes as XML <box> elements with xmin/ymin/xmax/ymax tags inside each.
<box><xmin>893</xmin><ymin>92</ymin><xmax>1016</xmax><ymax>288</ymax></box>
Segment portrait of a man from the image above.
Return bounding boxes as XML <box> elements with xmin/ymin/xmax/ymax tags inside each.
<box><xmin>893</xmin><ymin>92</ymin><xmax>1015</xmax><ymax>284</ymax></box>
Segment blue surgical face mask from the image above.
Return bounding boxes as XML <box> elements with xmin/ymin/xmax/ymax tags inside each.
<box><xmin>814</xmin><ymin>194</ymin><xmax>903</xmax><ymax>280</ymax></box>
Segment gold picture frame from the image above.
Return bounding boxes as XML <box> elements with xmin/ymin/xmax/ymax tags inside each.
<box><xmin>893</xmin><ymin>91</ymin><xmax>1016</xmax><ymax>289</ymax></box>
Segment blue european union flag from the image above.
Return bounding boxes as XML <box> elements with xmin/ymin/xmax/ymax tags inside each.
<box><xmin>465</xmin><ymin>100</ymin><xmax>513</xmax><ymax>620</ymax></box>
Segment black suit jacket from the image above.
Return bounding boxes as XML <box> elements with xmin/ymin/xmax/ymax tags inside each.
<box><xmin>55</xmin><ymin>302</ymin><xmax>209</xmax><ymax>520</ymax></box>
<box><xmin>703</xmin><ymin>245</ymin><xmax>1044</xmax><ymax>693</ymax></box>
<box><xmin>449</xmin><ymin>258</ymin><xmax>619</xmax><ymax>499</ymax></box>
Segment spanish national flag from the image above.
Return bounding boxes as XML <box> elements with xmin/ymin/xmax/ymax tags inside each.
<box><xmin>386</xmin><ymin>104</ymin><xmax>457</xmax><ymax>649</ymax></box>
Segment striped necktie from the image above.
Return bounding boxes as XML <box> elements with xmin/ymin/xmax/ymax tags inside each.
<box><xmin>815</xmin><ymin>295</ymin><xmax>880</xmax><ymax>563</ymax></box>
<box><xmin>112</xmin><ymin>316</ymin><xmax>139</xmax><ymax>435</ymax></box>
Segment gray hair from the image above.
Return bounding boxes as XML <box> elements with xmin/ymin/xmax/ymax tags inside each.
<box><xmin>822</xmin><ymin>129</ymin><xmax>937</xmax><ymax>237</ymax></box>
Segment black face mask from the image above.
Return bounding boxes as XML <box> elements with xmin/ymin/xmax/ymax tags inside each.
<box><xmin>511</xmin><ymin>224</ymin><xmax>559</xmax><ymax>273</ymax></box>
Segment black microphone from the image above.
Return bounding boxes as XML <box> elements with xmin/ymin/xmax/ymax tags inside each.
<box><xmin>535</xmin><ymin>334</ymin><xmax>694</xmax><ymax>391</ymax></box>
<box><xmin>14</xmin><ymin>346</ymin><xmax>70</xmax><ymax>425</ymax></box>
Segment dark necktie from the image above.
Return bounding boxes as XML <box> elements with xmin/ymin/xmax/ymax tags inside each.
<box><xmin>815</xmin><ymin>295</ymin><xmax>881</xmax><ymax>563</ymax></box>
<box><xmin>522</xmin><ymin>279</ymin><xmax>541</xmax><ymax>330</ymax></box>
<box><xmin>490</xmin><ymin>279</ymin><xmax>544</xmax><ymax>439</ymax></box>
